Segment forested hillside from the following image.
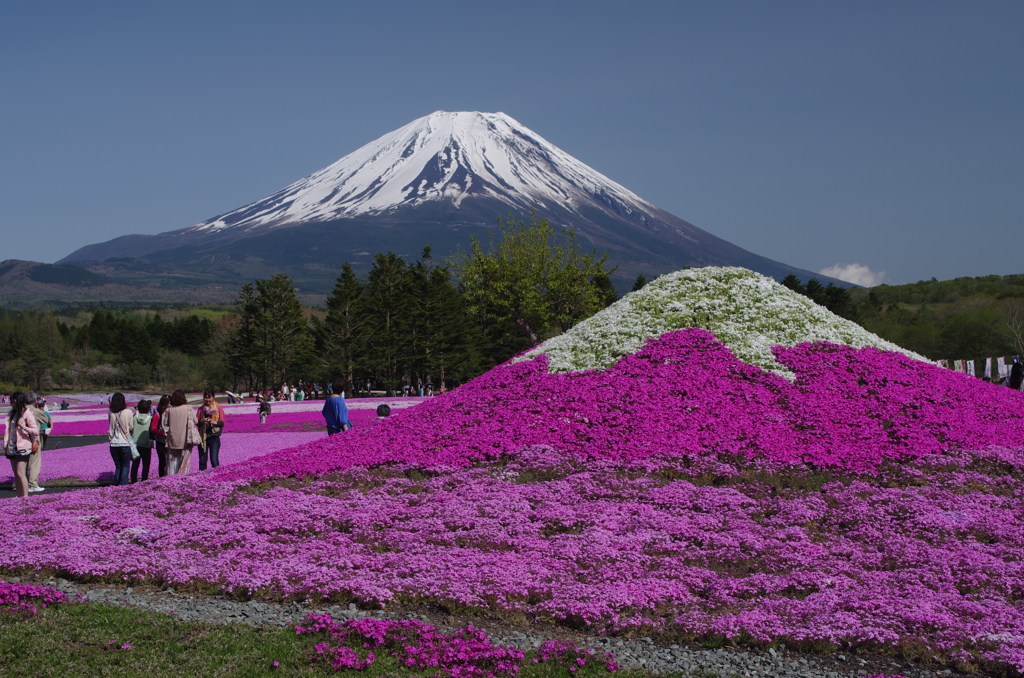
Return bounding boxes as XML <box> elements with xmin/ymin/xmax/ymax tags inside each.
<box><xmin>850</xmin><ymin>273</ymin><xmax>1024</xmax><ymax>362</ymax></box>
<box><xmin>4</xmin><ymin>266</ymin><xmax>1021</xmax><ymax>395</ymax></box>
<box><xmin>1</xmin><ymin>220</ymin><xmax>619</xmax><ymax>394</ymax></box>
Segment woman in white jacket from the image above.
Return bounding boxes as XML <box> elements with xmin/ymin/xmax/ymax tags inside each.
<box><xmin>107</xmin><ymin>393</ymin><xmax>134</xmax><ymax>486</ymax></box>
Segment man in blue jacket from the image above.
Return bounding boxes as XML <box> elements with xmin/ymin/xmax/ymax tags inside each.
<box><xmin>322</xmin><ymin>379</ymin><xmax>352</xmax><ymax>435</ymax></box>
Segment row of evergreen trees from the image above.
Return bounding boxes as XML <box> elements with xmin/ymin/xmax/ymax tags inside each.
<box><xmin>780</xmin><ymin>274</ymin><xmax>859</xmax><ymax>320</ymax></box>
<box><xmin>229</xmin><ymin>248</ymin><xmax>536</xmax><ymax>394</ymax></box>
<box><xmin>0</xmin><ymin>309</ymin><xmax>224</xmax><ymax>392</ymax></box>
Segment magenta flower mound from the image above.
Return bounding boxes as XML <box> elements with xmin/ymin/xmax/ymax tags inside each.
<box><xmin>0</xmin><ymin>581</ymin><xmax>72</xmax><ymax>616</ymax></box>
<box><xmin>297</xmin><ymin>614</ymin><xmax>526</xmax><ymax>676</ymax></box>
<box><xmin>218</xmin><ymin>329</ymin><xmax>1024</xmax><ymax>481</ymax></box>
<box><xmin>1</xmin><ymin>330</ymin><xmax>1023</xmax><ymax>672</ymax></box>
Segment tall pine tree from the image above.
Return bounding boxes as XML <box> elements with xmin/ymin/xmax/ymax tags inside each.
<box><xmin>316</xmin><ymin>262</ymin><xmax>368</xmax><ymax>385</ymax></box>
<box><xmin>232</xmin><ymin>274</ymin><xmax>310</xmax><ymax>391</ymax></box>
<box><xmin>362</xmin><ymin>253</ymin><xmax>411</xmax><ymax>392</ymax></box>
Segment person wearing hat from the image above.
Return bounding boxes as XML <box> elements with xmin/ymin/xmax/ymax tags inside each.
<box><xmin>25</xmin><ymin>392</ymin><xmax>49</xmax><ymax>493</ymax></box>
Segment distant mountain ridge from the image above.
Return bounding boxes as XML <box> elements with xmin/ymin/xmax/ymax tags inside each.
<box><xmin>59</xmin><ymin>111</ymin><xmax>844</xmax><ymax>292</ymax></box>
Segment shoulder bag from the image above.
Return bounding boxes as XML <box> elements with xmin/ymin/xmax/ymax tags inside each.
<box><xmin>186</xmin><ymin>409</ymin><xmax>202</xmax><ymax>448</ymax></box>
<box><xmin>115</xmin><ymin>411</ymin><xmax>139</xmax><ymax>460</ymax></box>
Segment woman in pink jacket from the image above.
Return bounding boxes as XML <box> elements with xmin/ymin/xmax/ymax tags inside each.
<box><xmin>3</xmin><ymin>392</ymin><xmax>40</xmax><ymax>498</ymax></box>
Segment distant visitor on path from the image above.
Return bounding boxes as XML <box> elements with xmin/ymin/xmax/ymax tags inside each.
<box><xmin>107</xmin><ymin>392</ymin><xmax>134</xmax><ymax>486</ymax></box>
<box><xmin>257</xmin><ymin>395</ymin><xmax>271</xmax><ymax>424</ymax></box>
<box><xmin>322</xmin><ymin>379</ymin><xmax>352</xmax><ymax>435</ymax></box>
<box><xmin>197</xmin><ymin>389</ymin><xmax>225</xmax><ymax>470</ymax></box>
<box><xmin>162</xmin><ymin>390</ymin><xmax>196</xmax><ymax>475</ymax></box>
<box><xmin>131</xmin><ymin>399</ymin><xmax>153</xmax><ymax>482</ymax></box>
<box><xmin>4</xmin><ymin>391</ymin><xmax>40</xmax><ymax>498</ymax></box>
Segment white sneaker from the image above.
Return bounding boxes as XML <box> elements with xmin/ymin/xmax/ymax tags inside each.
<box><xmin>29</xmin><ymin>486</ymin><xmax>45</xmax><ymax>492</ymax></box>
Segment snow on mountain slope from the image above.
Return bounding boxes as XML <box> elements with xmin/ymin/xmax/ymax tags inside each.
<box><xmin>192</xmin><ymin>111</ymin><xmax>658</xmax><ymax>233</ymax></box>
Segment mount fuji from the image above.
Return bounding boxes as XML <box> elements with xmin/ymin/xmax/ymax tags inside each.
<box><xmin>59</xmin><ymin>111</ymin><xmax>839</xmax><ymax>293</ymax></box>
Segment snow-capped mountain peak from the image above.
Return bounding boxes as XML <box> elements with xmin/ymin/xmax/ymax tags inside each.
<box><xmin>191</xmin><ymin>111</ymin><xmax>657</xmax><ymax>233</ymax></box>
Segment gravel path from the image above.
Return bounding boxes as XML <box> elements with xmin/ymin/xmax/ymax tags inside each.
<box><xmin>9</xmin><ymin>577</ymin><xmax>980</xmax><ymax>678</ymax></box>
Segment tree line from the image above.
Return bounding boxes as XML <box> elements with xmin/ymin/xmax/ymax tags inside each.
<box><xmin>782</xmin><ymin>273</ymin><xmax>1024</xmax><ymax>362</ymax></box>
<box><xmin>13</xmin><ymin>216</ymin><xmax>1016</xmax><ymax>395</ymax></box>
<box><xmin>0</xmin><ymin>308</ymin><xmax>232</xmax><ymax>392</ymax></box>
<box><xmin>0</xmin><ymin>215</ymin><xmax>620</xmax><ymax>395</ymax></box>
<box><xmin>230</xmin><ymin>215</ymin><xmax>619</xmax><ymax>394</ymax></box>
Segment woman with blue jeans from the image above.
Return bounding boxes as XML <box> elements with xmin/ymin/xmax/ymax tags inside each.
<box><xmin>107</xmin><ymin>393</ymin><xmax>134</xmax><ymax>485</ymax></box>
<box><xmin>196</xmin><ymin>390</ymin><xmax>225</xmax><ymax>470</ymax></box>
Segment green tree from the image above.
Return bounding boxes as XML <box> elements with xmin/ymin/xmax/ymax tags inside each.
<box><xmin>315</xmin><ymin>262</ymin><xmax>369</xmax><ymax>385</ymax></box>
<box><xmin>780</xmin><ymin>273</ymin><xmax>805</xmax><ymax>295</ymax></box>
<box><xmin>632</xmin><ymin>274</ymin><xmax>648</xmax><ymax>293</ymax></box>
<box><xmin>824</xmin><ymin>283</ymin><xmax>859</xmax><ymax>322</ymax></box>
<box><xmin>449</xmin><ymin>213</ymin><xmax>616</xmax><ymax>344</ymax></box>
<box><xmin>804</xmin><ymin>278</ymin><xmax>826</xmax><ymax>306</ymax></box>
<box><xmin>232</xmin><ymin>274</ymin><xmax>310</xmax><ymax>391</ymax></box>
<box><xmin>406</xmin><ymin>247</ymin><xmax>483</xmax><ymax>389</ymax></box>
<box><xmin>593</xmin><ymin>272</ymin><xmax>618</xmax><ymax>307</ymax></box>
<box><xmin>362</xmin><ymin>253</ymin><xmax>411</xmax><ymax>391</ymax></box>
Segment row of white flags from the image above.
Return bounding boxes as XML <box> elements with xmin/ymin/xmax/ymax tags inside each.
<box><xmin>935</xmin><ymin>357</ymin><xmax>1019</xmax><ymax>379</ymax></box>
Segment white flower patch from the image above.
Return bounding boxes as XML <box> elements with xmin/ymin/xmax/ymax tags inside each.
<box><xmin>516</xmin><ymin>267</ymin><xmax>926</xmax><ymax>380</ymax></box>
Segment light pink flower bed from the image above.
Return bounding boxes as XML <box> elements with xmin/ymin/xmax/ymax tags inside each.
<box><xmin>0</xmin><ymin>432</ymin><xmax>324</xmax><ymax>484</ymax></box>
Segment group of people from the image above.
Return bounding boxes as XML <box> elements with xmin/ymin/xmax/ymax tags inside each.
<box><xmin>2</xmin><ymin>391</ymin><xmax>53</xmax><ymax>497</ymax></box>
<box><xmin>401</xmin><ymin>382</ymin><xmax>446</xmax><ymax>397</ymax></box>
<box><xmin>277</xmin><ymin>381</ymin><xmax>323</xmax><ymax>402</ymax></box>
<box><xmin>107</xmin><ymin>389</ymin><xmax>225</xmax><ymax>486</ymax></box>
<box><xmin>5</xmin><ymin>380</ymin><xmax>407</xmax><ymax>497</ymax></box>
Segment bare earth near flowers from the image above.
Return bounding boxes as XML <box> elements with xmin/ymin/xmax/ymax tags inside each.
<box><xmin>1</xmin><ymin>268</ymin><xmax>1022</xmax><ymax>676</ymax></box>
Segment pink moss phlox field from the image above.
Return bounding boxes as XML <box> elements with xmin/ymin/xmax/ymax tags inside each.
<box><xmin>0</xmin><ymin>581</ymin><xmax>72</xmax><ymax>616</ymax></box>
<box><xmin>2</xmin><ymin>330</ymin><xmax>1024</xmax><ymax>671</ymax></box>
<box><xmin>297</xmin><ymin>614</ymin><xmax>529</xmax><ymax>677</ymax></box>
<box><xmin>218</xmin><ymin>329</ymin><xmax>1024</xmax><ymax>482</ymax></box>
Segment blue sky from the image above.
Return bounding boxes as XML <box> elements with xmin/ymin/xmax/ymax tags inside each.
<box><xmin>2</xmin><ymin>1</ymin><xmax>1021</xmax><ymax>285</ymax></box>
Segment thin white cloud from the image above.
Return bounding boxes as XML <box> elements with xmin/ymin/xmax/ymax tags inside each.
<box><xmin>819</xmin><ymin>263</ymin><xmax>887</xmax><ymax>287</ymax></box>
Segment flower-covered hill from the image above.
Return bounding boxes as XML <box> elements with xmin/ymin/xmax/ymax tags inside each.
<box><xmin>3</xmin><ymin>267</ymin><xmax>1024</xmax><ymax>673</ymax></box>
<box><xmin>220</xmin><ymin>270</ymin><xmax>1022</xmax><ymax>482</ymax></box>
<box><xmin>519</xmin><ymin>266</ymin><xmax>925</xmax><ymax>379</ymax></box>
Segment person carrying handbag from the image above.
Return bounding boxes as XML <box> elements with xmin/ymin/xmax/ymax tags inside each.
<box><xmin>196</xmin><ymin>389</ymin><xmax>226</xmax><ymax>470</ymax></box>
<box><xmin>161</xmin><ymin>389</ymin><xmax>198</xmax><ymax>475</ymax></box>
<box><xmin>3</xmin><ymin>392</ymin><xmax>40</xmax><ymax>498</ymax></box>
<box><xmin>107</xmin><ymin>393</ymin><xmax>135</xmax><ymax>486</ymax></box>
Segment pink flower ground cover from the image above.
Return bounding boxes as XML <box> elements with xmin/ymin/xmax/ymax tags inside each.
<box><xmin>0</xmin><ymin>581</ymin><xmax>72</xmax><ymax>617</ymax></box>
<box><xmin>2</xmin><ymin>330</ymin><xmax>1023</xmax><ymax>672</ymax></box>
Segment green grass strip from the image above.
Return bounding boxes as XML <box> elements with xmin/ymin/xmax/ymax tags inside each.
<box><xmin>0</xmin><ymin>602</ymin><xmax>652</xmax><ymax>678</ymax></box>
